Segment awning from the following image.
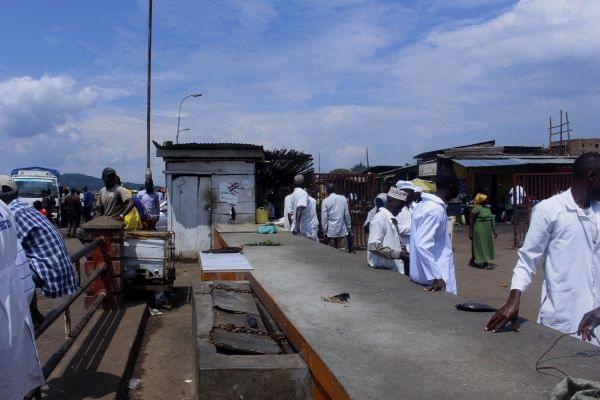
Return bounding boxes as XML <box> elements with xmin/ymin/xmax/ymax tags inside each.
<box><xmin>453</xmin><ymin>158</ymin><xmax>575</xmax><ymax>168</ymax></box>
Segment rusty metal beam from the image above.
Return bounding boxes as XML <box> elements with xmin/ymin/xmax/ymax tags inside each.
<box><xmin>36</xmin><ymin>264</ymin><xmax>106</xmax><ymax>338</ymax></box>
<box><xmin>69</xmin><ymin>237</ymin><xmax>105</xmax><ymax>263</ymax></box>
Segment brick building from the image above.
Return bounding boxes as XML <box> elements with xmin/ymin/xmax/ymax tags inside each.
<box><xmin>550</xmin><ymin>138</ymin><xmax>600</xmax><ymax>156</ymax></box>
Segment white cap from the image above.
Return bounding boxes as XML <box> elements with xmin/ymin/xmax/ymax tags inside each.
<box><xmin>293</xmin><ymin>174</ymin><xmax>305</xmax><ymax>185</ymax></box>
<box><xmin>387</xmin><ymin>187</ymin><xmax>407</xmax><ymax>201</ymax></box>
<box><xmin>375</xmin><ymin>193</ymin><xmax>387</xmax><ymax>202</ymax></box>
<box><xmin>0</xmin><ymin>175</ymin><xmax>17</xmax><ymax>195</ymax></box>
<box><xmin>396</xmin><ymin>180</ymin><xmax>417</xmax><ymax>191</ymax></box>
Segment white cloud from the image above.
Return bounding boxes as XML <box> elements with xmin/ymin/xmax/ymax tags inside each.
<box><xmin>0</xmin><ymin>75</ymin><xmax>99</xmax><ymax>138</ymax></box>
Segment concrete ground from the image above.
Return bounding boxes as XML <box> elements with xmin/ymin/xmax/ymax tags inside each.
<box><xmin>220</xmin><ymin>227</ymin><xmax>597</xmax><ymax>400</ymax></box>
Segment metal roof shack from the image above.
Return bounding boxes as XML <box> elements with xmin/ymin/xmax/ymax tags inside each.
<box><xmin>154</xmin><ymin>141</ymin><xmax>265</xmax><ymax>259</ymax></box>
<box><xmin>453</xmin><ymin>157</ymin><xmax>575</xmax><ymax>168</ymax></box>
<box><xmin>154</xmin><ymin>141</ymin><xmax>264</xmax><ymax>160</ymax></box>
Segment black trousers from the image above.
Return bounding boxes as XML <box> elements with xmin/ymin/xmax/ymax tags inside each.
<box><xmin>66</xmin><ymin>214</ymin><xmax>80</xmax><ymax>237</ymax></box>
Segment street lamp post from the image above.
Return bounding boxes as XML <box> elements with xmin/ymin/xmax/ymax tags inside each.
<box><xmin>176</xmin><ymin>128</ymin><xmax>191</xmax><ymax>144</ymax></box>
<box><xmin>176</xmin><ymin>93</ymin><xmax>202</xmax><ymax>143</ymax></box>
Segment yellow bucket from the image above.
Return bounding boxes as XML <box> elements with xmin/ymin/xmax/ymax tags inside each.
<box><xmin>256</xmin><ymin>207</ymin><xmax>269</xmax><ymax>224</ymax></box>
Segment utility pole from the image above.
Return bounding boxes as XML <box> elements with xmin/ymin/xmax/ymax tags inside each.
<box><xmin>145</xmin><ymin>0</ymin><xmax>153</xmax><ymax>181</ymax></box>
<box><xmin>318</xmin><ymin>153</ymin><xmax>321</xmax><ymax>175</ymax></box>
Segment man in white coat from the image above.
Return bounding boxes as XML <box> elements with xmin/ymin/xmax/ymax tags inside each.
<box><xmin>367</xmin><ymin>187</ymin><xmax>410</xmax><ymax>274</ymax></box>
<box><xmin>0</xmin><ymin>198</ymin><xmax>44</xmax><ymax>400</ymax></box>
<box><xmin>283</xmin><ymin>190</ymin><xmax>293</xmax><ymax>230</ymax></box>
<box><xmin>364</xmin><ymin>193</ymin><xmax>387</xmax><ymax>234</ymax></box>
<box><xmin>321</xmin><ymin>183</ymin><xmax>351</xmax><ymax>248</ymax></box>
<box><xmin>288</xmin><ymin>175</ymin><xmax>318</xmax><ymax>240</ymax></box>
<box><xmin>395</xmin><ymin>181</ymin><xmax>417</xmax><ymax>250</ymax></box>
<box><xmin>487</xmin><ymin>153</ymin><xmax>600</xmax><ymax>345</ymax></box>
<box><xmin>409</xmin><ymin>169</ymin><xmax>459</xmax><ymax>294</ymax></box>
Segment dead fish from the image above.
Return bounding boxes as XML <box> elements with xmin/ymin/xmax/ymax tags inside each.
<box><xmin>322</xmin><ymin>292</ymin><xmax>351</xmax><ymax>304</ymax></box>
<box><xmin>455</xmin><ymin>301</ymin><xmax>496</xmax><ymax>312</ymax></box>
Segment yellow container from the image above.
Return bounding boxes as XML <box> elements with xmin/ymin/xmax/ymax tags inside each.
<box><xmin>256</xmin><ymin>207</ymin><xmax>269</xmax><ymax>224</ymax></box>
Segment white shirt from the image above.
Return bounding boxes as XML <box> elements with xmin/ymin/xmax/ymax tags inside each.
<box><xmin>283</xmin><ymin>194</ymin><xmax>292</xmax><ymax>230</ymax></box>
<box><xmin>364</xmin><ymin>206</ymin><xmax>378</xmax><ymax>228</ymax></box>
<box><xmin>288</xmin><ymin>187</ymin><xmax>309</xmax><ymax>231</ymax></box>
<box><xmin>321</xmin><ymin>193</ymin><xmax>351</xmax><ymax>238</ymax></box>
<box><xmin>511</xmin><ymin>189</ymin><xmax>600</xmax><ymax>344</ymax></box>
<box><xmin>508</xmin><ymin>185</ymin><xmax>526</xmax><ymax>206</ymax></box>
<box><xmin>396</xmin><ymin>206</ymin><xmax>412</xmax><ymax>252</ymax></box>
<box><xmin>367</xmin><ymin>207</ymin><xmax>405</xmax><ymax>273</ymax></box>
<box><xmin>294</xmin><ymin>196</ymin><xmax>318</xmax><ymax>240</ymax></box>
<box><xmin>409</xmin><ymin>193</ymin><xmax>457</xmax><ymax>294</ymax></box>
<box><xmin>0</xmin><ymin>200</ymin><xmax>44</xmax><ymax>400</ymax></box>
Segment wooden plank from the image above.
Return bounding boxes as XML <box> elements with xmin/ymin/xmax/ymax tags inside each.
<box><xmin>212</xmin><ymin>289</ymin><xmax>260</xmax><ymax>315</ymax></box>
<box><xmin>212</xmin><ymin>328</ymin><xmax>280</xmax><ymax>355</ymax></box>
<box><xmin>213</xmin><ymin>281</ymin><xmax>251</xmax><ymax>292</ymax></box>
<box><xmin>200</xmin><ymin>271</ymin><xmax>251</xmax><ymax>282</ymax></box>
<box><xmin>166</xmin><ymin>160</ymin><xmax>255</xmax><ymax>175</ymax></box>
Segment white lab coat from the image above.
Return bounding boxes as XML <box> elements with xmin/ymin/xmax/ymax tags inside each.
<box><xmin>287</xmin><ymin>187</ymin><xmax>308</xmax><ymax>231</ymax></box>
<box><xmin>396</xmin><ymin>206</ymin><xmax>412</xmax><ymax>252</ymax></box>
<box><xmin>409</xmin><ymin>193</ymin><xmax>457</xmax><ymax>294</ymax></box>
<box><xmin>283</xmin><ymin>194</ymin><xmax>292</xmax><ymax>230</ymax></box>
<box><xmin>364</xmin><ymin>207</ymin><xmax>378</xmax><ymax>228</ymax></box>
<box><xmin>511</xmin><ymin>189</ymin><xmax>600</xmax><ymax>345</ymax></box>
<box><xmin>321</xmin><ymin>193</ymin><xmax>351</xmax><ymax>238</ymax></box>
<box><xmin>0</xmin><ymin>200</ymin><xmax>44</xmax><ymax>400</ymax></box>
<box><xmin>367</xmin><ymin>207</ymin><xmax>405</xmax><ymax>273</ymax></box>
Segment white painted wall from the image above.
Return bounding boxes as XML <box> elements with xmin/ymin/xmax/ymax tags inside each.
<box><xmin>164</xmin><ymin>160</ymin><xmax>257</xmax><ymax>259</ymax></box>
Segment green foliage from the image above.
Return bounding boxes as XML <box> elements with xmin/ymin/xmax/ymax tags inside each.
<box><xmin>350</xmin><ymin>162</ymin><xmax>367</xmax><ymax>173</ymax></box>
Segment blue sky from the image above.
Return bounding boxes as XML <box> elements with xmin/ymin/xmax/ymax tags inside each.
<box><xmin>1</xmin><ymin>0</ymin><xmax>599</xmax><ymax>182</ymax></box>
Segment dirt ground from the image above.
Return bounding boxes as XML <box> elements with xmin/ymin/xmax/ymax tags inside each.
<box><xmin>452</xmin><ymin>222</ymin><xmax>543</xmax><ymax>321</ymax></box>
<box><xmin>128</xmin><ymin>263</ymin><xmax>197</xmax><ymax>400</ymax></box>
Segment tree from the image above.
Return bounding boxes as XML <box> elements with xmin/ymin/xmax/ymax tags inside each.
<box><xmin>329</xmin><ymin>168</ymin><xmax>351</xmax><ymax>174</ymax></box>
<box><xmin>350</xmin><ymin>162</ymin><xmax>367</xmax><ymax>173</ymax></box>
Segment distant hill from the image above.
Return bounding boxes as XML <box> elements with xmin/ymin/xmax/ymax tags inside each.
<box><xmin>60</xmin><ymin>173</ymin><xmax>144</xmax><ymax>192</ymax></box>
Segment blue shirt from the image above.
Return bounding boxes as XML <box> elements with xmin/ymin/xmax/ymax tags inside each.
<box><xmin>83</xmin><ymin>191</ymin><xmax>93</xmax><ymax>208</ymax></box>
<box><xmin>137</xmin><ymin>190</ymin><xmax>160</xmax><ymax>219</ymax></box>
<box><xmin>9</xmin><ymin>200</ymin><xmax>77</xmax><ymax>298</ymax></box>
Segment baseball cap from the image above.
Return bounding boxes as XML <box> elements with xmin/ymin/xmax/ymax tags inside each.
<box><xmin>0</xmin><ymin>175</ymin><xmax>17</xmax><ymax>195</ymax></box>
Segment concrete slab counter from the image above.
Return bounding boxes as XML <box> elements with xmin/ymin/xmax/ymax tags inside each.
<box><xmin>216</xmin><ymin>227</ymin><xmax>600</xmax><ymax>400</ymax></box>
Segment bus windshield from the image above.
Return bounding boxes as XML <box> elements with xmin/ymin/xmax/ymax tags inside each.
<box><xmin>15</xmin><ymin>179</ymin><xmax>59</xmax><ymax>198</ymax></box>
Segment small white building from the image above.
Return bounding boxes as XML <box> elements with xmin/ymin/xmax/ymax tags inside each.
<box><xmin>155</xmin><ymin>141</ymin><xmax>264</xmax><ymax>259</ymax></box>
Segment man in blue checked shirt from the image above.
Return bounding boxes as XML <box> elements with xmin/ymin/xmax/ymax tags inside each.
<box><xmin>0</xmin><ymin>175</ymin><xmax>77</xmax><ymax>324</ymax></box>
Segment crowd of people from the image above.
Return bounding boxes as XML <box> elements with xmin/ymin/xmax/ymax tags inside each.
<box><xmin>0</xmin><ymin>166</ymin><xmax>165</xmax><ymax>399</ymax></box>
<box><xmin>285</xmin><ymin>152</ymin><xmax>600</xmax><ymax>347</ymax></box>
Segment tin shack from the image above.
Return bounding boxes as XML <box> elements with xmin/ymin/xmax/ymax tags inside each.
<box><xmin>155</xmin><ymin>141</ymin><xmax>264</xmax><ymax>259</ymax></box>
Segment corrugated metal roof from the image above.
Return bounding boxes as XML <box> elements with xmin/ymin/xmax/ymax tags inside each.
<box><xmin>453</xmin><ymin>158</ymin><xmax>575</xmax><ymax>168</ymax></box>
<box><xmin>153</xmin><ymin>141</ymin><xmax>263</xmax><ymax>151</ymax></box>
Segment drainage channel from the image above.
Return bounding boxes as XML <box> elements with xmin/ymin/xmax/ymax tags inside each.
<box><xmin>193</xmin><ymin>280</ymin><xmax>312</xmax><ymax>400</ymax></box>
